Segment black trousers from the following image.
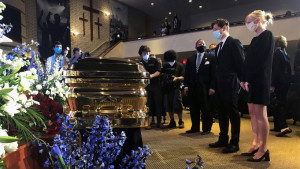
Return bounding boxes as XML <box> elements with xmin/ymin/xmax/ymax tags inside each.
<box><xmin>146</xmin><ymin>84</ymin><xmax>162</xmax><ymax>124</ymax></box>
<box><xmin>273</xmin><ymin>84</ymin><xmax>290</xmax><ymax>130</ymax></box>
<box><xmin>189</xmin><ymin>84</ymin><xmax>212</xmax><ymax>132</ymax></box>
<box><xmin>217</xmin><ymin>90</ymin><xmax>240</xmax><ymax>146</ymax></box>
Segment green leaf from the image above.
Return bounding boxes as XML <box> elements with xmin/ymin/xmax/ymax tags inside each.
<box><xmin>0</xmin><ymin>88</ymin><xmax>13</xmax><ymax>95</ymax></box>
<box><xmin>26</xmin><ymin>75</ymin><xmax>37</xmax><ymax>79</ymax></box>
<box><xmin>0</xmin><ymin>136</ymin><xmax>18</xmax><ymax>143</ymax></box>
<box><xmin>57</xmin><ymin>155</ymin><xmax>67</xmax><ymax>169</ymax></box>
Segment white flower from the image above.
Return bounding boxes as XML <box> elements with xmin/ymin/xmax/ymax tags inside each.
<box><xmin>4</xmin><ymin>100</ymin><xmax>22</xmax><ymax>116</ymax></box>
<box><xmin>30</xmin><ymin>68</ymin><xmax>37</xmax><ymax>75</ymax></box>
<box><xmin>0</xmin><ymin>15</ymin><xmax>3</xmax><ymax>20</ymax></box>
<box><xmin>20</xmin><ymin>108</ymin><xmax>26</xmax><ymax>113</ymax></box>
<box><xmin>19</xmin><ymin>94</ymin><xmax>27</xmax><ymax>104</ymax></box>
<box><xmin>0</xmin><ymin>128</ymin><xmax>8</xmax><ymax>136</ymax></box>
<box><xmin>4</xmin><ymin>86</ymin><xmax>19</xmax><ymax>102</ymax></box>
<box><xmin>31</xmin><ymin>91</ymin><xmax>38</xmax><ymax>95</ymax></box>
<box><xmin>55</xmin><ymin>81</ymin><xmax>62</xmax><ymax>88</ymax></box>
<box><xmin>4</xmin><ymin>141</ymin><xmax>18</xmax><ymax>153</ymax></box>
<box><xmin>45</xmin><ymin>90</ymin><xmax>50</xmax><ymax>95</ymax></box>
<box><xmin>20</xmin><ymin>77</ymin><xmax>31</xmax><ymax>90</ymax></box>
<box><xmin>0</xmin><ymin>145</ymin><xmax>5</xmax><ymax>157</ymax></box>
<box><xmin>36</xmin><ymin>84</ymin><xmax>42</xmax><ymax>90</ymax></box>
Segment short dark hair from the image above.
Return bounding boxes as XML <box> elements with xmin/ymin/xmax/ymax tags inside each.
<box><xmin>53</xmin><ymin>41</ymin><xmax>62</xmax><ymax>47</ymax></box>
<box><xmin>138</xmin><ymin>45</ymin><xmax>151</xmax><ymax>56</ymax></box>
<box><xmin>73</xmin><ymin>48</ymin><xmax>80</xmax><ymax>54</ymax></box>
<box><xmin>211</xmin><ymin>19</ymin><xmax>229</xmax><ymax>31</ymax></box>
<box><xmin>164</xmin><ymin>50</ymin><xmax>177</xmax><ymax>62</ymax></box>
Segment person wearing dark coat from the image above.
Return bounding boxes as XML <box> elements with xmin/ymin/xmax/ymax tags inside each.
<box><xmin>270</xmin><ymin>35</ymin><xmax>292</xmax><ymax>137</ymax></box>
<box><xmin>208</xmin><ymin>19</ymin><xmax>245</xmax><ymax>154</ymax></box>
<box><xmin>240</xmin><ymin>10</ymin><xmax>274</xmax><ymax>162</ymax></box>
<box><xmin>139</xmin><ymin>45</ymin><xmax>164</xmax><ymax>129</ymax></box>
<box><xmin>184</xmin><ymin>39</ymin><xmax>216</xmax><ymax>135</ymax></box>
<box><xmin>162</xmin><ymin>50</ymin><xmax>185</xmax><ymax>128</ymax></box>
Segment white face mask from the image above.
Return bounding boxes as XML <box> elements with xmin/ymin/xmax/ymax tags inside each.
<box><xmin>246</xmin><ymin>21</ymin><xmax>258</xmax><ymax>32</ymax></box>
<box><xmin>142</xmin><ymin>54</ymin><xmax>149</xmax><ymax>60</ymax></box>
<box><xmin>168</xmin><ymin>61</ymin><xmax>175</xmax><ymax>66</ymax></box>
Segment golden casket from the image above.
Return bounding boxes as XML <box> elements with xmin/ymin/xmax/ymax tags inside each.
<box><xmin>64</xmin><ymin>58</ymin><xmax>149</xmax><ymax>128</ymax></box>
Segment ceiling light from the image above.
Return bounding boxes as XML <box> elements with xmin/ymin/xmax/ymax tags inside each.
<box><xmin>169</xmin><ymin>12</ymin><xmax>172</xmax><ymax>15</ymax></box>
<box><xmin>189</xmin><ymin>0</ymin><xmax>192</xmax><ymax>2</ymax></box>
<box><xmin>151</xmin><ymin>2</ymin><xmax>154</xmax><ymax>6</ymax></box>
<box><xmin>199</xmin><ymin>6</ymin><xmax>203</xmax><ymax>8</ymax></box>
<box><xmin>104</xmin><ymin>11</ymin><xmax>111</xmax><ymax>16</ymax></box>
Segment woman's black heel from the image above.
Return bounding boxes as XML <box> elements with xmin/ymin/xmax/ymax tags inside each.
<box><xmin>241</xmin><ymin>148</ymin><xmax>259</xmax><ymax>156</ymax></box>
<box><xmin>247</xmin><ymin>150</ymin><xmax>270</xmax><ymax>162</ymax></box>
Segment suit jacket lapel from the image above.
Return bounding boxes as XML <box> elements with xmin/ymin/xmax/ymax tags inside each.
<box><xmin>200</xmin><ymin>54</ymin><xmax>206</xmax><ymax>68</ymax></box>
<box><xmin>192</xmin><ymin>54</ymin><xmax>197</xmax><ymax>72</ymax></box>
<box><xmin>218</xmin><ymin>36</ymin><xmax>231</xmax><ymax>57</ymax></box>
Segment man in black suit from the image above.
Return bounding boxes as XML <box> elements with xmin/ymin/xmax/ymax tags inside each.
<box><xmin>184</xmin><ymin>39</ymin><xmax>216</xmax><ymax>135</ymax></box>
<box><xmin>208</xmin><ymin>19</ymin><xmax>245</xmax><ymax>153</ymax></box>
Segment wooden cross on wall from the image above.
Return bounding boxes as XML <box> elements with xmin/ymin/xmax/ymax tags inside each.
<box><xmin>79</xmin><ymin>13</ymin><xmax>88</xmax><ymax>35</ymax></box>
<box><xmin>83</xmin><ymin>0</ymin><xmax>99</xmax><ymax>41</ymax></box>
<box><xmin>95</xmin><ymin>17</ymin><xmax>102</xmax><ymax>39</ymax></box>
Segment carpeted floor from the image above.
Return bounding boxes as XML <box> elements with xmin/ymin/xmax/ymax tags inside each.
<box><xmin>142</xmin><ymin>111</ymin><xmax>300</xmax><ymax>169</ymax></box>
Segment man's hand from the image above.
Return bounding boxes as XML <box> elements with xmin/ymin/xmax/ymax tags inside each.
<box><xmin>208</xmin><ymin>89</ymin><xmax>215</xmax><ymax>95</ymax></box>
<box><xmin>184</xmin><ymin>87</ymin><xmax>188</xmax><ymax>96</ymax></box>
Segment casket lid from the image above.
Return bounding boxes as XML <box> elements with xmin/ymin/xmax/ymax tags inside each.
<box><xmin>65</xmin><ymin>58</ymin><xmax>149</xmax><ymax>79</ymax></box>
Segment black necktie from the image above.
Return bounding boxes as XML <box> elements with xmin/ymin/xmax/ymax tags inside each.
<box><xmin>217</xmin><ymin>42</ymin><xmax>223</xmax><ymax>56</ymax></box>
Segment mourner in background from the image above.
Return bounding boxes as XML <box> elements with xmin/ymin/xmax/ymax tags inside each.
<box><xmin>162</xmin><ymin>50</ymin><xmax>185</xmax><ymax>128</ymax></box>
<box><xmin>270</xmin><ymin>35</ymin><xmax>292</xmax><ymax>137</ymax></box>
<box><xmin>241</xmin><ymin>10</ymin><xmax>274</xmax><ymax>162</ymax></box>
<box><xmin>113</xmin><ymin>27</ymin><xmax>123</xmax><ymax>44</ymax></box>
<box><xmin>209</xmin><ymin>19</ymin><xmax>245</xmax><ymax>154</ymax></box>
<box><xmin>172</xmin><ymin>13</ymin><xmax>181</xmax><ymax>33</ymax></box>
<box><xmin>150</xmin><ymin>54</ymin><xmax>168</xmax><ymax>124</ymax></box>
<box><xmin>68</xmin><ymin>47</ymin><xmax>82</xmax><ymax>65</ymax></box>
<box><xmin>208</xmin><ymin>43</ymin><xmax>217</xmax><ymax>55</ymax></box>
<box><xmin>139</xmin><ymin>45</ymin><xmax>164</xmax><ymax>129</ymax></box>
<box><xmin>184</xmin><ymin>39</ymin><xmax>215</xmax><ymax>134</ymax></box>
<box><xmin>46</xmin><ymin>41</ymin><xmax>68</xmax><ymax>72</ymax></box>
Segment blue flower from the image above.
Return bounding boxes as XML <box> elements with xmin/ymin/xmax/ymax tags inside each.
<box><xmin>44</xmin><ymin>158</ymin><xmax>50</xmax><ymax>168</ymax></box>
<box><xmin>50</xmin><ymin>144</ymin><xmax>62</xmax><ymax>158</ymax></box>
<box><xmin>39</xmin><ymin>149</ymin><xmax>44</xmax><ymax>154</ymax></box>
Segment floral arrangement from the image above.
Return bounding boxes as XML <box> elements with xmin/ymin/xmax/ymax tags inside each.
<box><xmin>31</xmin><ymin>93</ymin><xmax>63</xmax><ymax>135</ymax></box>
<box><xmin>186</xmin><ymin>155</ymin><xmax>204</xmax><ymax>169</ymax></box>
<box><xmin>0</xmin><ymin>2</ymin><xmax>48</xmax><ymax>168</ymax></box>
<box><xmin>38</xmin><ymin>114</ymin><xmax>152</xmax><ymax>169</ymax></box>
<box><xmin>27</xmin><ymin>44</ymin><xmax>68</xmax><ymax>104</ymax></box>
<box><xmin>27</xmin><ymin>45</ymin><xmax>69</xmax><ymax>134</ymax></box>
<box><xmin>0</xmin><ymin>44</ymin><xmax>46</xmax><ymax>141</ymax></box>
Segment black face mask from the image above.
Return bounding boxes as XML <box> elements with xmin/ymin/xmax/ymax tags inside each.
<box><xmin>197</xmin><ymin>46</ymin><xmax>206</xmax><ymax>53</ymax></box>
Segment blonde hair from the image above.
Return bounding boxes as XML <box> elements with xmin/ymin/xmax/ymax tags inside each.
<box><xmin>274</xmin><ymin>35</ymin><xmax>288</xmax><ymax>48</ymax></box>
<box><xmin>247</xmin><ymin>10</ymin><xmax>273</xmax><ymax>26</ymax></box>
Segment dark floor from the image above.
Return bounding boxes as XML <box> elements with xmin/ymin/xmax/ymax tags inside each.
<box><xmin>142</xmin><ymin>111</ymin><xmax>300</xmax><ymax>169</ymax></box>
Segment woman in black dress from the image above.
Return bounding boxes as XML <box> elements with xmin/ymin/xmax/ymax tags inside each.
<box><xmin>240</xmin><ymin>10</ymin><xmax>274</xmax><ymax>162</ymax></box>
<box><xmin>271</xmin><ymin>35</ymin><xmax>292</xmax><ymax>137</ymax></box>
